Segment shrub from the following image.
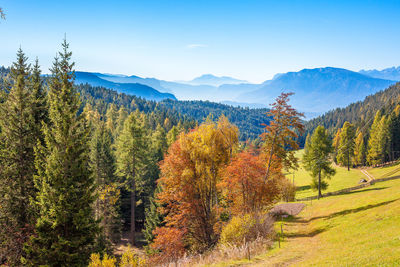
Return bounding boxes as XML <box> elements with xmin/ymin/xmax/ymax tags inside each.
<box><xmin>88</xmin><ymin>249</ymin><xmax>145</xmax><ymax>267</ymax></box>
<box><xmin>279</xmin><ymin>178</ymin><xmax>296</xmax><ymax>202</ymax></box>
<box><xmin>120</xmin><ymin>248</ymin><xmax>146</xmax><ymax>267</ymax></box>
<box><xmin>219</xmin><ymin>213</ymin><xmax>274</xmax><ymax>247</ymax></box>
<box><xmin>88</xmin><ymin>253</ymin><xmax>117</xmax><ymax>267</ymax></box>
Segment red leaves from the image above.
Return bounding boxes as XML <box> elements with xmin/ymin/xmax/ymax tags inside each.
<box><xmin>220</xmin><ymin>150</ymin><xmax>281</xmax><ymax>215</ymax></box>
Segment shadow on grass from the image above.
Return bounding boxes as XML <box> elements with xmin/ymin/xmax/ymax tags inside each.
<box><xmin>337</xmin><ymin>186</ymin><xmax>388</xmax><ymax>196</ymax></box>
<box><xmin>297</xmin><ymin>185</ymin><xmax>311</xmax><ymax>191</ymax></box>
<box><xmin>293</xmin><ymin>198</ymin><xmax>398</xmax><ymax>224</ymax></box>
<box><xmin>285</xmin><ymin>226</ymin><xmax>329</xmax><ymax>238</ymax></box>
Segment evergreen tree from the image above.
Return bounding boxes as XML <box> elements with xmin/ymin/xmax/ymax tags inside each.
<box><xmin>388</xmin><ymin>105</ymin><xmax>400</xmax><ymax>161</ymax></box>
<box><xmin>0</xmin><ymin>49</ymin><xmax>36</xmax><ymax>266</ymax></box>
<box><xmin>303</xmin><ymin>126</ymin><xmax>336</xmax><ymax>199</ymax></box>
<box><xmin>105</xmin><ymin>103</ymin><xmax>119</xmax><ymax>138</ymax></box>
<box><xmin>336</xmin><ymin>121</ymin><xmax>356</xmax><ymax>171</ymax></box>
<box><xmin>367</xmin><ymin>111</ymin><xmax>390</xmax><ymax>165</ymax></box>
<box><xmin>115</xmin><ymin>111</ymin><xmax>147</xmax><ymax>245</ymax></box>
<box><xmin>353</xmin><ymin>131</ymin><xmax>366</xmax><ymax>166</ymax></box>
<box><xmin>23</xmin><ymin>40</ymin><xmax>98</xmax><ymax>266</ymax></box>
<box><xmin>143</xmin><ymin>186</ymin><xmax>163</xmax><ymax>243</ymax></box>
<box><xmin>115</xmin><ymin>106</ymin><xmax>128</xmax><ymax>137</ymax></box>
<box><xmin>166</xmin><ymin>125</ymin><xmax>180</xmax><ymax>146</ymax></box>
<box><xmin>30</xmin><ymin>58</ymin><xmax>48</xmax><ymax>139</ymax></box>
<box><xmin>90</xmin><ymin>121</ymin><xmax>121</xmax><ymax>248</ymax></box>
<box><xmin>332</xmin><ymin>128</ymin><xmax>341</xmax><ymax>163</ymax></box>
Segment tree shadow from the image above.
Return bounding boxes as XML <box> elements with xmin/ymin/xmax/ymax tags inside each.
<box><xmin>294</xmin><ymin>198</ymin><xmax>398</xmax><ymax>223</ymax></box>
<box><xmin>285</xmin><ymin>226</ymin><xmax>329</xmax><ymax>238</ymax></box>
<box><xmin>336</xmin><ymin>186</ymin><xmax>388</xmax><ymax>196</ymax></box>
<box><xmin>297</xmin><ymin>185</ymin><xmax>311</xmax><ymax>191</ymax></box>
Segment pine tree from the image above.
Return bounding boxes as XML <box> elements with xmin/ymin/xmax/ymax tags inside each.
<box><xmin>353</xmin><ymin>131</ymin><xmax>366</xmax><ymax>166</ymax></box>
<box><xmin>115</xmin><ymin>106</ymin><xmax>128</xmax><ymax>137</ymax></box>
<box><xmin>115</xmin><ymin>111</ymin><xmax>147</xmax><ymax>245</ymax></box>
<box><xmin>23</xmin><ymin>40</ymin><xmax>98</xmax><ymax>266</ymax></box>
<box><xmin>332</xmin><ymin>128</ymin><xmax>341</xmax><ymax>163</ymax></box>
<box><xmin>166</xmin><ymin>125</ymin><xmax>180</xmax><ymax>146</ymax></box>
<box><xmin>30</xmin><ymin>58</ymin><xmax>48</xmax><ymax>139</ymax></box>
<box><xmin>367</xmin><ymin>111</ymin><xmax>390</xmax><ymax>165</ymax></box>
<box><xmin>336</xmin><ymin>121</ymin><xmax>356</xmax><ymax>171</ymax></box>
<box><xmin>105</xmin><ymin>103</ymin><xmax>119</xmax><ymax>138</ymax></box>
<box><xmin>143</xmin><ymin>186</ymin><xmax>164</xmax><ymax>243</ymax></box>
<box><xmin>303</xmin><ymin>125</ymin><xmax>336</xmax><ymax>199</ymax></box>
<box><xmin>90</xmin><ymin>120</ymin><xmax>121</xmax><ymax>248</ymax></box>
<box><xmin>0</xmin><ymin>49</ymin><xmax>36</xmax><ymax>266</ymax></box>
<box><xmin>388</xmin><ymin>106</ymin><xmax>400</xmax><ymax>161</ymax></box>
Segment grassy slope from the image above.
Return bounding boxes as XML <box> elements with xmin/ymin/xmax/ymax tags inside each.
<box><xmin>209</xmin><ymin>161</ymin><xmax>400</xmax><ymax>266</ymax></box>
<box><xmin>290</xmin><ymin>150</ymin><xmax>365</xmax><ymax>199</ymax></box>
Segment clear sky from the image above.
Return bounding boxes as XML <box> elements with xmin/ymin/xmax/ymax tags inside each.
<box><xmin>1</xmin><ymin>0</ymin><xmax>400</xmax><ymax>83</ymax></box>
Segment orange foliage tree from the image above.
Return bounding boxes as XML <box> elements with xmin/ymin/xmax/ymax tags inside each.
<box><xmin>219</xmin><ymin>150</ymin><xmax>282</xmax><ymax>215</ymax></box>
<box><xmin>262</xmin><ymin>92</ymin><xmax>304</xmax><ymax>181</ymax></box>
<box><xmin>151</xmin><ymin>116</ymin><xmax>238</xmax><ymax>260</ymax></box>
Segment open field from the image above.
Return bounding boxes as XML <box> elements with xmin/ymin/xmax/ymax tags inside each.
<box><xmin>210</xmin><ymin>174</ymin><xmax>400</xmax><ymax>266</ymax></box>
<box><xmin>288</xmin><ymin>150</ymin><xmax>366</xmax><ymax>199</ymax></box>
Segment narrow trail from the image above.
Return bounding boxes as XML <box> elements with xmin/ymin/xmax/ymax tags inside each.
<box><xmin>360</xmin><ymin>169</ymin><xmax>375</xmax><ymax>182</ymax></box>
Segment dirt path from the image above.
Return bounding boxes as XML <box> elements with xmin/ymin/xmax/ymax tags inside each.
<box><xmin>361</xmin><ymin>169</ymin><xmax>375</xmax><ymax>182</ymax></box>
<box><xmin>251</xmin><ymin>204</ymin><xmax>319</xmax><ymax>266</ymax></box>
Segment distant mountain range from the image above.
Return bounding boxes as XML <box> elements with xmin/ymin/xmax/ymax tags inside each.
<box><xmin>182</xmin><ymin>74</ymin><xmax>247</xmax><ymax>87</ymax></box>
<box><xmin>359</xmin><ymin>66</ymin><xmax>400</xmax><ymax>81</ymax></box>
<box><xmin>74</xmin><ymin>72</ymin><xmax>176</xmax><ymax>101</ymax></box>
<box><xmin>239</xmin><ymin>67</ymin><xmax>396</xmax><ymax>114</ymax></box>
<box><xmin>74</xmin><ymin>66</ymin><xmax>400</xmax><ymax>118</ymax></box>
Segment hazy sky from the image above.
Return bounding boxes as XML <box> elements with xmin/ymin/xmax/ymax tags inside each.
<box><xmin>1</xmin><ymin>0</ymin><xmax>400</xmax><ymax>83</ymax></box>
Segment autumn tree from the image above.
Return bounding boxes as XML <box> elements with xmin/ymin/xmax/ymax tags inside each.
<box><xmin>303</xmin><ymin>125</ymin><xmax>336</xmax><ymax>199</ymax></box>
<box><xmin>336</xmin><ymin>121</ymin><xmax>356</xmax><ymax>170</ymax></box>
<box><xmin>152</xmin><ymin>116</ymin><xmax>238</xmax><ymax>259</ymax></box>
<box><xmin>0</xmin><ymin>7</ymin><xmax>5</xmax><ymax>20</ymax></box>
<box><xmin>261</xmin><ymin>92</ymin><xmax>304</xmax><ymax>182</ymax></box>
<box><xmin>219</xmin><ymin>150</ymin><xmax>281</xmax><ymax>215</ymax></box>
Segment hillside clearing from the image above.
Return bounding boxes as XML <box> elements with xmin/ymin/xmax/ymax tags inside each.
<box><xmin>209</xmin><ymin>172</ymin><xmax>400</xmax><ymax>266</ymax></box>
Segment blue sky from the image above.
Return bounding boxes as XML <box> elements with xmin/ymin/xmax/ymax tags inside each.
<box><xmin>1</xmin><ymin>0</ymin><xmax>400</xmax><ymax>83</ymax></box>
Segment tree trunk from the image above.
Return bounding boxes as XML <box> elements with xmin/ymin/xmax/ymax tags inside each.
<box><xmin>131</xmin><ymin>173</ymin><xmax>136</xmax><ymax>246</ymax></box>
<box><xmin>347</xmin><ymin>151</ymin><xmax>350</xmax><ymax>171</ymax></box>
<box><xmin>318</xmin><ymin>170</ymin><xmax>322</xmax><ymax>200</ymax></box>
<box><xmin>264</xmin><ymin>134</ymin><xmax>277</xmax><ymax>182</ymax></box>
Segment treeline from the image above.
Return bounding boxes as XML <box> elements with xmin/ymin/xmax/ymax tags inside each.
<box><xmin>0</xmin><ymin>40</ymin><xmax>304</xmax><ymax>266</ymax></box>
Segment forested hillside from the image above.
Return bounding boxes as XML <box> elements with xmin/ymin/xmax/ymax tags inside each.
<box><xmin>1</xmin><ymin>67</ymin><xmax>270</xmax><ymax>141</ymax></box>
<box><xmin>306</xmin><ymin>82</ymin><xmax>400</xmax><ymax>134</ymax></box>
<box><xmin>304</xmin><ymin>81</ymin><xmax>400</xmax><ymax>169</ymax></box>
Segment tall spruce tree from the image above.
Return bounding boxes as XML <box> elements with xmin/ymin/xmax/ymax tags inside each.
<box><xmin>30</xmin><ymin>58</ymin><xmax>48</xmax><ymax>139</ymax></box>
<box><xmin>115</xmin><ymin>110</ymin><xmax>147</xmax><ymax>245</ymax></box>
<box><xmin>23</xmin><ymin>40</ymin><xmax>98</xmax><ymax>266</ymax></box>
<box><xmin>0</xmin><ymin>49</ymin><xmax>36</xmax><ymax>266</ymax></box>
<box><xmin>303</xmin><ymin>125</ymin><xmax>336</xmax><ymax>199</ymax></box>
